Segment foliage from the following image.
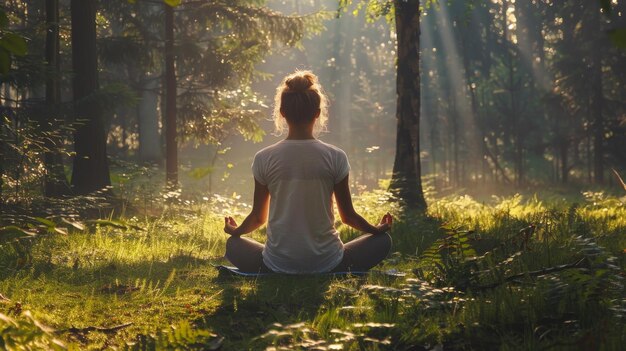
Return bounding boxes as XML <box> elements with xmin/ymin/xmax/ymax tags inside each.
<box><xmin>0</xmin><ymin>115</ymin><xmax>73</xmax><ymax>203</ymax></box>
<box><xmin>0</xmin><ymin>8</ymin><xmax>27</xmax><ymax>74</ymax></box>
<box><xmin>99</xmin><ymin>0</ymin><xmax>327</xmax><ymax>150</ymax></box>
<box><xmin>124</xmin><ymin>321</ymin><xmax>222</xmax><ymax>351</ymax></box>
<box><xmin>0</xmin><ymin>187</ymin><xmax>624</xmax><ymax>349</ymax></box>
<box><xmin>0</xmin><ymin>311</ymin><xmax>70</xmax><ymax>350</ymax></box>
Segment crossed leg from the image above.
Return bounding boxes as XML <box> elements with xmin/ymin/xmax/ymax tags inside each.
<box><xmin>225</xmin><ymin>232</ymin><xmax>392</xmax><ymax>273</ymax></box>
<box><xmin>331</xmin><ymin>232</ymin><xmax>392</xmax><ymax>272</ymax></box>
<box><xmin>224</xmin><ymin>236</ymin><xmax>272</xmax><ymax>273</ymax></box>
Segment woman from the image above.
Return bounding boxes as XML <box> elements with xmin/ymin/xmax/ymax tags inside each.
<box><xmin>224</xmin><ymin>70</ymin><xmax>392</xmax><ymax>273</ymax></box>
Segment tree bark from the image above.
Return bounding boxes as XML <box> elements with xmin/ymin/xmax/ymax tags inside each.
<box><xmin>165</xmin><ymin>4</ymin><xmax>178</xmax><ymax>188</ymax></box>
<box><xmin>44</xmin><ymin>0</ymin><xmax>70</xmax><ymax>197</ymax></box>
<box><xmin>137</xmin><ymin>75</ymin><xmax>161</xmax><ymax>162</ymax></box>
<box><xmin>560</xmin><ymin>141</ymin><xmax>568</xmax><ymax>183</ymax></box>
<box><xmin>389</xmin><ymin>0</ymin><xmax>426</xmax><ymax>210</ymax></box>
<box><xmin>0</xmin><ymin>109</ymin><xmax>4</xmax><ymax>203</ymax></box>
<box><xmin>70</xmin><ymin>0</ymin><xmax>111</xmax><ymax>194</ymax></box>
<box><xmin>590</xmin><ymin>6</ymin><xmax>604</xmax><ymax>185</ymax></box>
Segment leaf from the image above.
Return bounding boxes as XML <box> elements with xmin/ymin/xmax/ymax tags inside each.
<box><xmin>54</xmin><ymin>227</ymin><xmax>68</xmax><ymax>235</ymax></box>
<box><xmin>0</xmin><ymin>33</ymin><xmax>27</xmax><ymax>56</ymax></box>
<box><xmin>61</xmin><ymin>218</ymin><xmax>86</xmax><ymax>231</ymax></box>
<box><xmin>207</xmin><ymin>336</ymin><xmax>224</xmax><ymax>350</ymax></box>
<box><xmin>164</xmin><ymin>0</ymin><xmax>181</xmax><ymax>7</ymax></box>
<box><xmin>0</xmin><ymin>226</ymin><xmax>36</xmax><ymax>242</ymax></box>
<box><xmin>87</xmin><ymin>219</ymin><xmax>127</xmax><ymax>229</ymax></box>
<box><xmin>33</xmin><ymin>217</ymin><xmax>56</xmax><ymax>228</ymax></box>
<box><xmin>189</xmin><ymin>166</ymin><xmax>213</xmax><ymax>179</ymax></box>
<box><xmin>86</xmin><ymin>219</ymin><xmax>145</xmax><ymax>231</ymax></box>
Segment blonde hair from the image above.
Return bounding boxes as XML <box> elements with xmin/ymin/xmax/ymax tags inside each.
<box><xmin>273</xmin><ymin>70</ymin><xmax>328</xmax><ymax>136</ymax></box>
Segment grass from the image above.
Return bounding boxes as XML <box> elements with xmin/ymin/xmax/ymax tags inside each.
<box><xmin>1</xmin><ymin>187</ymin><xmax>625</xmax><ymax>350</ymax></box>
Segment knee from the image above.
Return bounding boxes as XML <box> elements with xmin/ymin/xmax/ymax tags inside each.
<box><xmin>225</xmin><ymin>236</ymin><xmax>241</xmax><ymax>257</ymax></box>
<box><xmin>381</xmin><ymin>232</ymin><xmax>392</xmax><ymax>256</ymax></box>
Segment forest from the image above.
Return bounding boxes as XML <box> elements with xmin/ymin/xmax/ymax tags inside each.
<box><xmin>0</xmin><ymin>0</ymin><xmax>625</xmax><ymax>350</ymax></box>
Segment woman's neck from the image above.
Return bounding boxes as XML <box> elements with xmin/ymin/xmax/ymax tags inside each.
<box><xmin>286</xmin><ymin>125</ymin><xmax>315</xmax><ymax>140</ymax></box>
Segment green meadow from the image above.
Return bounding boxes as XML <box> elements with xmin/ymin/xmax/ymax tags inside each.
<box><xmin>1</xmin><ymin>187</ymin><xmax>625</xmax><ymax>350</ymax></box>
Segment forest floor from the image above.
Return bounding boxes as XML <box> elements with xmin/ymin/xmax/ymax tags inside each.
<box><xmin>1</xmin><ymin>185</ymin><xmax>625</xmax><ymax>350</ymax></box>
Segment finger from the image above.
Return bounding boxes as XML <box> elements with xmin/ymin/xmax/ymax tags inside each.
<box><xmin>383</xmin><ymin>214</ymin><xmax>391</xmax><ymax>224</ymax></box>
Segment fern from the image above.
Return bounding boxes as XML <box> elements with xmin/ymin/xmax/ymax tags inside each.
<box><xmin>124</xmin><ymin>321</ymin><xmax>222</xmax><ymax>351</ymax></box>
<box><xmin>0</xmin><ymin>311</ymin><xmax>71</xmax><ymax>350</ymax></box>
<box><xmin>415</xmin><ymin>226</ymin><xmax>479</xmax><ymax>289</ymax></box>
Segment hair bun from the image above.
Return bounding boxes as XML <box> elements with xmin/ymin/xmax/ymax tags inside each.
<box><xmin>285</xmin><ymin>73</ymin><xmax>315</xmax><ymax>92</ymax></box>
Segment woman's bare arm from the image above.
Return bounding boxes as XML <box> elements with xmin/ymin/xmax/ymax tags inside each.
<box><xmin>333</xmin><ymin>175</ymin><xmax>392</xmax><ymax>235</ymax></box>
<box><xmin>224</xmin><ymin>178</ymin><xmax>270</xmax><ymax>236</ymax></box>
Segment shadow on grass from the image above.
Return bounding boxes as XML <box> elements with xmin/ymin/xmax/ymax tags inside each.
<box><xmin>21</xmin><ymin>252</ymin><xmax>214</xmax><ymax>289</ymax></box>
<box><xmin>197</xmin><ymin>273</ymin><xmax>336</xmax><ymax>349</ymax></box>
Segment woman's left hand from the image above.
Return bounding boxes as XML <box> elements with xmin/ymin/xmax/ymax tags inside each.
<box><xmin>224</xmin><ymin>216</ymin><xmax>239</xmax><ymax>236</ymax></box>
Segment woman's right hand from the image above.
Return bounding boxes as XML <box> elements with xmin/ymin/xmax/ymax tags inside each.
<box><xmin>375</xmin><ymin>212</ymin><xmax>393</xmax><ymax>234</ymax></box>
<box><xmin>224</xmin><ymin>216</ymin><xmax>240</xmax><ymax>236</ymax></box>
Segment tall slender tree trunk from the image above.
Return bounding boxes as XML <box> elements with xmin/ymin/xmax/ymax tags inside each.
<box><xmin>165</xmin><ymin>4</ymin><xmax>178</xmax><ymax>187</ymax></box>
<box><xmin>44</xmin><ymin>0</ymin><xmax>70</xmax><ymax>197</ymax></box>
<box><xmin>138</xmin><ymin>76</ymin><xmax>161</xmax><ymax>162</ymax></box>
<box><xmin>389</xmin><ymin>0</ymin><xmax>426</xmax><ymax>210</ymax></box>
<box><xmin>452</xmin><ymin>104</ymin><xmax>459</xmax><ymax>187</ymax></box>
<box><xmin>560</xmin><ymin>142</ymin><xmax>568</xmax><ymax>183</ymax></box>
<box><xmin>70</xmin><ymin>0</ymin><xmax>111</xmax><ymax>194</ymax></box>
<box><xmin>0</xmin><ymin>110</ymin><xmax>4</xmax><ymax>203</ymax></box>
<box><xmin>587</xmin><ymin>135</ymin><xmax>593</xmax><ymax>183</ymax></box>
<box><xmin>590</xmin><ymin>6</ymin><xmax>604</xmax><ymax>184</ymax></box>
<box><xmin>429</xmin><ymin>101</ymin><xmax>438</xmax><ymax>188</ymax></box>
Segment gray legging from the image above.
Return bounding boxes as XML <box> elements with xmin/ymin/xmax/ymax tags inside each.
<box><xmin>225</xmin><ymin>232</ymin><xmax>392</xmax><ymax>273</ymax></box>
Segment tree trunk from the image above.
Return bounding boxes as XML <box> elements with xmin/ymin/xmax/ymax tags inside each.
<box><xmin>452</xmin><ymin>106</ymin><xmax>459</xmax><ymax>187</ymax></box>
<box><xmin>429</xmin><ymin>98</ymin><xmax>438</xmax><ymax>188</ymax></box>
<box><xmin>590</xmin><ymin>6</ymin><xmax>604</xmax><ymax>184</ymax></box>
<box><xmin>44</xmin><ymin>0</ymin><xmax>70</xmax><ymax>197</ymax></box>
<box><xmin>560</xmin><ymin>142</ymin><xmax>568</xmax><ymax>183</ymax></box>
<box><xmin>165</xmin><ymin>4</ymin><xmax>178</xmax><ymax>188</ymax></box>
<box><xmin>0</xmin><ymin>110</ymin><xmax>4</xmax><ymax>203</ymax></box>
<box><xmin>70</xmin><ymin>0</ymin><xmax>110</xmax><ymax>194</ymax></box>
<box><xmin>389</xmin><ymin>0</ymin><xmax>426</xmax><ymax>210</ymax></box>
<box><xmin>138</xmin><ymin>76</ymin><xmax>161</xmax><ymax>162</ymax></box>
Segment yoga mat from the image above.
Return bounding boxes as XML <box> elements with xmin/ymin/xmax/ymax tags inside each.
<box><xmin>213</xmin><ymin>264</ymin><xmax>406</xmax><ymax>277</ymax></box>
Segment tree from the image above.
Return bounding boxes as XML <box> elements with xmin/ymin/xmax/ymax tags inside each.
<box><xmin>164</xmin><ymin>3</ymin><xmax>177</xmax><ymax>187</ymax></box>
<box><xmin>43</xmin><ymin>0</ymin><xmax>70</xmax><ymax>197</ymax></box>
<box><xmin>389</xmin><ymin>0</ymin><xmax>426</xmax><ymax>209</ymax></box>
<box><xmin>70</xmin><ymin>0</ymin><xmax>111</xmax><ymax>194</ymax></box>
<box><xmin>336</xmin><ymin>0</ymin><xmax>426</xmax><ymax>208</ymax></box>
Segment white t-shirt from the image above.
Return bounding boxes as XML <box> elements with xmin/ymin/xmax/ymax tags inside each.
<box><xmin>252</xmin><ymin>139</ymin><xmax>351</xmax><ymax>273</ymax></box>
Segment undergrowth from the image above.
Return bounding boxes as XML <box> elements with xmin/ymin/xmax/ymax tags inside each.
<box><xmin>0</xmin><ymin>188</ymin><xmax>625</xmax><ymax>350</ymax></box>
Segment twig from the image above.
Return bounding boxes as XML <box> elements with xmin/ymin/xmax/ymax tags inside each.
<box><xmin>57</xmin><ymin>322</ymin><xmax>133</xmax><ymax>335</ymax></box>
<box><xmin>0</xmin><ymin>293</ymin><xmax>10</xmax><ymax>302</ymax></box>
<box><xmin>474</xmin><ymin>257</ymin><xmax>587</xmax><ymax>290</ymax></box>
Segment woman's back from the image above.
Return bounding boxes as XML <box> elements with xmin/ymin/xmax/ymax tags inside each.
<box><xmin>253</xmin><ymin>139</ymin><xmax>349</xmax><ymax>273</ymax></box>
<box><xmin>223</xmin><ymin>69</ymin><xmax>392</xmax><ymax>274</ymax></box>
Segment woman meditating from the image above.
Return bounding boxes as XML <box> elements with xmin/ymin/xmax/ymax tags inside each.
<box><xmin>223</xmin><ymin>70</ymin><xmax>393</xmax><ymax>274</ymax></box>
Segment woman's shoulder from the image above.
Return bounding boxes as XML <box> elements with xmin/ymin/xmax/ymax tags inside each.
<box><xmin>254</xmin><ymin>141</ymin><xmax>284</xmax><ymax>157</ymax></box>
<box><xmin>317</xmin><ymin>140</ymin><xmax>348</xmax><ymax>157</ymax></box>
